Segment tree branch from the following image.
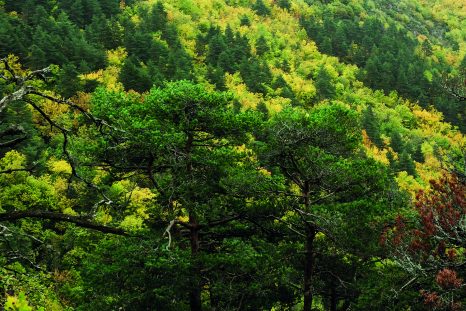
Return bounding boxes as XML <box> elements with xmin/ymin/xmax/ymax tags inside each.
<box><xmin>0</xmin><ymin>210</ymin><xmax>126</xmax><ymax>235</ymax></box>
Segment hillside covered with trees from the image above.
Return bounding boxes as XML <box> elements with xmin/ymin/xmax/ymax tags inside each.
<box><xmin>0</xmin><ymin>0</ymin><xmax>465</xmax><ymax>310</ymax></box>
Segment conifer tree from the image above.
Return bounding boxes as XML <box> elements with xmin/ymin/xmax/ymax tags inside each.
<box><xmin>253</xmin><ymin>0</ymin><xmax>271</xmax><ymax>16</ymax></box>
<box><xmin>255</xmin><ymin>35</ymin><xmax>269</xmax><ymax>56</ymax></box>
<box><xmin>390</xmin><ymin>131</ymin><xmax>404</xmax><ymax>153</ymax></box>
<box><xmin>277</xmin><ymin>0</ymin><xmax>291</xmax><ymax>10</ymax></box>
<box><xmin>397</xmin><ymin>149</ymin><xmax>416</xmax><ymax>176</ymax></box>
<box><xmin>119</xmin><ymin>57</ymin><xmax>152</xmax><ymax>93</ymax></box>
<box><xmin>315</xmin><ymin>65</ymin><xmax>336</xmax><ymax>100</ymax></box>
<box><xmin>57</xmin><ymin>63</ymin><xmax>82</xmax><ymax>98</ymax></box>
<box><xmin>362</xmin><ymin>106</ymin><xmax>383</xmax><ymax>147</ymax></box>
<box><xmin>240</xmin><ymin>15</ymin><xmax>251</xmax><ymax>27</ymax></box>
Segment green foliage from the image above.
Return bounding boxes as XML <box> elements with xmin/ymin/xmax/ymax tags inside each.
<box><xmin>253</xmin><ymin>0</ymin><xmax>271</xmax><ymax>16</ymax></box>
<box><xmin>300</xmin><ymin>1</ymin><xmax>465</xmax><ymax>130</ymax></box>
<box><xmin>315</xmin><ymin>65</ymin><xmax>337</xmax><ymax>100</ymax></box>
<box><xmin>5</xmin><ymin>293</ymin><xmax>36</xmax><ymax>311</ymax></box>
<box><xmin>119</xmin><ymin>56</ymin><xmax>152</xmax><ymax>92</ymax></box>
<box><xmin>240</xmin><ymin>14</ymin><xmax>251</xmax><ymax>26</ymax></box>
<box><xmin>1</xmin><ymin>0</ymin><xmax>465</xmax><ymax>310</ymax></box>
<box><xmin>255</xmin><ymin>35</ymin><xmax>269</xmax><ymax>56</ymax></box>
<box><xmin>362</xmin><ymin>105</ymin><xmax>383</xmax><ymax>147</ymax></box>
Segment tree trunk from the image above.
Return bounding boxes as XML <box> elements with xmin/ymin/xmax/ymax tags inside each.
<box><xmin>303</xmin><ymin>225</ymin><xmax>316</xmax><ymax>311</ymax></box>
<box><xmin>189</xmin><ymin>214</ymin><xmax>202</xmax><ymax>311</ymax></box>
<box><xmin>302</xmin><ymin>182</ymin><xmax>316</xmax><ymax>311</ymax></box>
<box><xmin>185</xmin><ymin>132</ymin><xmax>202</xmax><ymax>311</ymax></box>
<box><xmin>330</xmin><ymin>284</ymin><xmax>337</xmax><ymax>311</ymax></box>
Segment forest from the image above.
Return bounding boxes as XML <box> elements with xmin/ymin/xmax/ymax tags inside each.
<box><xmin>0</xmin><ymin>0</ymin><xmax>465</xmax><ymax>310</ymax></box>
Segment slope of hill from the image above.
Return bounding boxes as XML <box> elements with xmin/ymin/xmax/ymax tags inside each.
<box><xmin>0</xmin><ymin>0</ymin><xmax>465</xmax><ymax>310</ymax></box>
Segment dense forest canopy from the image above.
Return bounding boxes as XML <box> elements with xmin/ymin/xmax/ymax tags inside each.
<box><xmin>0</xmin><ymin>0</ymin><xmax>465</xmax><ymax>310</ymax></box>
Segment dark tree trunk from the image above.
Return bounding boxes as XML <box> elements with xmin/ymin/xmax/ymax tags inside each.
<box><xmin>303</xmin><ymin>225</ymin><xmax>316</xmax><ymax>311</ymax></box>
<box><xmin>302</xmin><ymin>182</ymin><xmax>316</xmax><ymax>311</ymax></box>
<box><xmin>330</xmin><ymin>284</ymin><xmax>337</xmax><ymax>311</ymax></box>
<box><xmin>189</xmin><ymin>214</ymin><xmax>202</xmax><ymax>311</ymax></box>
<box><xmin>185</xmin><ymin>132</ymin><xmax>202</xmax><ymax>311</ymax></box>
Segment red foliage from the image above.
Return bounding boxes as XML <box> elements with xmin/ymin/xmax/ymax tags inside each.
<box><xmin>420</xmin><ymin>290</ymin><xmax>441</xmax><ymax>307</ymax></box>
<box><xmin>387</xmin><ymin>174</ymin><xmax>466</xmax><ymax>308</ymax></box>
<box><xmin>435</xmin><ymin>269</ymin><xmax>463</xmax><ymax>289</ymax></box>
<box><xmin>411</xmin><ymin>175</ymin><xmax>465</xmax><ymax>257</ymax></box>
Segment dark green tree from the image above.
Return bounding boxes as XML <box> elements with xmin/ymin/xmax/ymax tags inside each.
<box><xmin>277</xmin><ymin>0</ymin><xmax>291</xmax><ymax>10</ymax></box>
<box><xmin>390</xmin><ymin>131</ymin><xmax>404</xmax><ymax>153</ymax></box>
<box><xmin>257</xmin><ymin>103</ymin><xmax>391</xmax><ymax>310</ymax></box>
<box><xmin>90</xmin><ymin>81</ymin><xmax>263</xmax><ymax>311</ymax></box>
<box><xmin>146</xmin><ymin>2</ymin><xmax>167</xmax><ymax>32</ymax></box>
<box><xmin>119</xmin><ymin>57</ymin><xmax>152</xmax><ymax>93</ymax></box>
<box><xmin>240</xmin><ymin>57</ymin><xmax>272</xmax><ymax>94</ymax></box>
<box><xmin>255</xmin><ymin>35</ymin><xmax>269</xmax><ymax>56</ymax></box>
<box><xmin>57</xmin><ymin>63</ymin><xmax>82</xmax><ymax>98</ymax></box>
<box><xmin>206</xmin><ymin>65</ymin><xmax>226</xmax><ymax>90</ymax></box>
<box><xmin>362</xmin><ymin>105</ymin><xmax>383</xmax><ymax>147</ymax></box>
<box><xmin>240</xmin><ymin>15</ymin><xmax>251</xmax><ymax>27</ymax></box>
<box><xmin>315</xmin><ymin>65</ymin><xmax>337</xmax><ymax>100</ymax></box>
<box><xmin>397</xmin><ymin>149</ymin><xmax>417</xmax><ymax>176</ymax></box>
<box><xmin>253</xmin><ymin>0</ymin><xmax>271</xmax><ymax>16</ymax></box>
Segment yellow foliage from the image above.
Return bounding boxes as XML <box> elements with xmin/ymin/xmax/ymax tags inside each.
<box><xmin>395</xmin><ymin>171</ymin><xmax>423</xmax><ymax>198</ymax></box>
<box><xmin>177</xmin><ymin>215</ymin><xmax>189</xmax><ymax>223</ymax></box>
<box><xmin>48</xmin><ymin>159</ymin><xmax>72</xmax><ymax>175</ymax></box>
<box><xmin>52</xmin><ymin>177</ymin><xmax>69</xmax><ymax>193</ymax></box>
<box><xmin>81</xmin><ymin>70</ymin><xmax>103</xmax><ymax>81</ymax></box>
<box><xmin>225</xmin><ymin>73</ymin><xmax>262</xmax><ymax>109</ymax></box>
<box><xmin>128</xmin><ymin>187</ymin><xmax>157</xmax><ymax>219</ymax></box>
<box><xmin>412</xmin><ymin>107</ymin><xmax>449</xmax><ymax>132</ymax></box>
<box><xmin>92</xmin><ymin>169</ymin><xmax>109</xmax><ymax>185</ymax></box>
<box><xmin>121</xmin><ymin>215</ymin><xmax>145</xmax><ymax>231</ymax></box>
<box><xmin>96</xmin><ymin>209</ymin><xmax>113</xmax><ymax>225</ymax></box>
<box><xmin>362</xmin><ymin>130</ymin><xmax>390</xmax><ymax>165</ymax></box>
<box><xmin>62</xmin><ymin>207</ymin><xmax>78</xmax><ymax>216</ymax></box>
<box><xmin>81</xmin><ymin>49</ymin><xmax>127</xmax><ymax>91</ymax></box>
<box><xmin>72</xmin><ymin>92</ymin><xmax>91</xmax><ymax>111</ymax></box>
<box><xmin>107</xmin><ymin>47</ymin><xmax>127</xmax><ymax>66</ymax></box>
<box><xmin>0</xmin><ymin>150</ymin><xmax>26</xmax><ymax>170</ymax></box>
<box><xmin>32</xmin><ymin>98</ymin><xmax>70</xmax><ymax>135</ymax></box>
<box><xmin>258</xmin><ymin>167</ymin><xmax>271</xmax><ymax>177</ymax></box>
<box><xmin>265</xmin><ymin>97</ymin><xmax>287</xmax><ymax>113</ymax></box>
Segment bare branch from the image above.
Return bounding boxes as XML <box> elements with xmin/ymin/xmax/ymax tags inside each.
<box><xmin>163</xmin><ymin>219</ymin><xmax>176</xmax><ymax>250</ymax></box>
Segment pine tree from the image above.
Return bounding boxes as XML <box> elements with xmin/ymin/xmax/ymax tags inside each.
<box><xmin>119</xmin><ymin>57</ymin><xmax>152</xmax><ymax>93</ymax></box>
<box><xmin>166</xmin><ymin>46</ymin><xmax>193</xmax><ymax>81</ymax></box>
<box><xmin>412</xmin><ymin>144</ymin><xmax>425</xmax><ymax>163</ymax></box>
<box><xmin>281</xmin><ymin>59</ymin><xmax>291</xmax><ymax>72</ymax></box>
<box><xmin>256</xmin><ymin>101</ymin><xmax>269</xmax><ymax>119</ymax></box>
<box><xmin>145</xmin><ymin>2</ymin><xmax>167</xmax><ymax>32</ymax></box>
<box><xmin>57</xmin><ymin>63</ymin><xmax>82</xmax><ymax>98</ymax></box>
<box><xmin>333</xmin><ymin>24</ymin><xmax>348</xmax><ymax>57</ymax></box>
<box><xmin>224</xmin><ymin>25</ymin><xmax>235</xmax><ymax>47</ymax></box>
<box><xmin>217</xmin><ymin>51</ymin><xmax>235</xmax><ymax>73</ymax></box>
<box><xmin>255</xmin><ymin>35</ymin><xmax>269</xmax><ymax>56</ymax></box>
<box><xmin>253</xmin><ymin>0</ymin><xmax>271</xmax><ymax>16</ymax></box>
<box><xmin>28</xmin><ymin>44</ymin><xmax>47</xmax><ymax>69</ymax></box>
<box><xmin>240</xmin><ymin>15</ymin><xmax>251</xmax><ymax>27</ymax></box>
<box><xmin>315</xmin><ymin>66</ymin><xmax>336</xmax><ymax>100</ymax></box>
<box><xmin>207</xmin><ymin>33</ymin><xmax>227</xmax><ymax>65</ymax></box>
<box><xmin>362</xmin><ymin>106</ymin><xmax>383</xmax><ymax>147</ymax></box>
<box><xmin>273</xmin><ymin>75</ymin><xmax>295</xmax><ymax>100</ymax></box>
<box><xmin>397</xmin><ymin>149</ymin><xmax>416</xmax><ymax>176</ymax></box>
<box><xmin>125</xmin><ymin>31</ymin><xmax>154</xmax><ymax>62</ymax></box>
<box><xmin>277</xmin><ymin>0</ymin><xmax>291</xmax><ymax>10</ymax></box>
<box><xmin>207</xmin><ymin>66</ymin><xmax>226</xmax><ymax>91</ymax></box>
<box><xmin>390</xmin><ymin>131</ymin><xmax>404</xmax><ymax>153</ymax></box>
<box><xmin>386</xmin><ymin>150</ymin><xmax>396</xmax><ymax>172</ymax></box>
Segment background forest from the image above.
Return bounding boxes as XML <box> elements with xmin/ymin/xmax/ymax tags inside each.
<box><xmin>0</xmin><ymin>0</ymin><xmax>465</xmax><ymax>310</ymax></box>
